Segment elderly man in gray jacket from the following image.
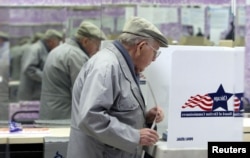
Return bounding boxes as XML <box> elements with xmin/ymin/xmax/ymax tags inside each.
<box><xmin>39</xmin><ymin>21</ymin><xmax>106</xmax><ymax>120</ymax></box>
<box><xmin>18</xmin><ymin>29</ymin><xmax>63</xmax><ymax>101</ymax></box>
<box><xmin>67</xmin><ymin>16</ymin><xmax>167</xmax><ymax>158</ymax></box>
<box><xmin>0</xmin><ymin>31</ymin><xmax>9</xmax><ymax>120</ymax></box>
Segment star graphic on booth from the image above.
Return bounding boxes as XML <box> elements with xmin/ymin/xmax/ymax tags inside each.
<box><xmin>208</xmin><ymin>84</ymin><xmax>233</xmax><ymax>111</ymax></box>
<box><xmin>234</xmin><ymin>93</ymin><xmax>244</xmax><ymax>112</ymax></box>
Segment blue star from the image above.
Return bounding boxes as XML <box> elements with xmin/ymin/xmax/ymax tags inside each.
<box><xmin>208</xmin><ymin>84</ymin><xmax>233</xmax><ymax>111</ymax></box>
<box><xmin>234</xmin><ymin>93</ymin><xmax>244</xmax><ymax>111</ymax></box>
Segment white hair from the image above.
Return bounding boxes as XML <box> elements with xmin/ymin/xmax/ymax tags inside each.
<box><xmin>118</xmin><ymin>32</ymin><xmax>154</xmax><ymax>46</ymax></box>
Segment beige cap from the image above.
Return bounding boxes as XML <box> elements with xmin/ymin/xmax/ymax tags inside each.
<box><xmin>0</xmin><ymin>31</ymin><xmax>9</xmax><ymax>40</ymax></box>
<box><xmin>43</xmin><ymin>29</ymin><xmax>63</xmax><ymax>40</ymax></box>
<box><xmin>31</xmin><ymin>32</ymin><xmax>44</xmax><ymax>43</ymax></box>
<box><xmin>122</xmin><ymin>16</ymin><xmax>168</xmax><ymax>47</ymax></box>
<box><xmin>76</xmin><ymin>21</ymin><xmax>107</xmax><ymax>40</ymax></box>
<box><xmin>19</xmin><ymin>36</ymin><xmax>30</xmax><ymax>45</ymax></box>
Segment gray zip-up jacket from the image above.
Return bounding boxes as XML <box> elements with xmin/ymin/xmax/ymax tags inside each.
<box><xmin>18</xmin><ymin>40</ymin><xmax>48</xmax><ymax>101</ymax></box>
<box><xmin>0</xmin><ymin>42</ymin><xmax>10</xmax><ymax>120</ymax></box>
<box><xmin>39</xmin><ymin>39</ymin><xmax>89</xmax><ymax>120</ymax></box>
<box><xmin>67</xmin><ymin>43</ymin><xmax>146</xmax><ymax>158</ymax></box>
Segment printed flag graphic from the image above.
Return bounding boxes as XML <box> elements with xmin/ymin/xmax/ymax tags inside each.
<box><xmin>182</xmin><ymin>94</ymin><xmax>243</xmax><ymax>112</ymax></box>
<box><xmin>234</xmin><ymin>96</ymin><xmax>240</xmax><ymax>112</ymax></box>
<box><xmin>182</xmin><ymin>94</ymin><xmax>213</xmax><ymax>111</ymax></box>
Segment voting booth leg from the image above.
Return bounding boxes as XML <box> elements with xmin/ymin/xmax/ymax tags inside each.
<box><xmin>44</xmin><ymin>137</ymin><xmax>68</xmax><ymax>158</ymax></box>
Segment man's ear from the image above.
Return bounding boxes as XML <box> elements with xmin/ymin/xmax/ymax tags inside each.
<box><xmin>136</xmin><ymin>41</ymin><xmax>147</xmax><ymax>52</ymax></box>
<box><xmin>46</xmin><ymin>39</ymin><xmax>54</xmax><ymax>48</ymax></box>
<box><xmin>80</xmin><ymin>37</ymin><xmax>88</xmax><ymax>46</ymax></box>
<box><xmin>135</xmin><ymin>41</ymin><xmax>146</xmax><ymax>57</ymax></box>
<box><xmin>137</xmin><ymin>41</ymin><xmax>146</xmax><ymax>49</ymax></box>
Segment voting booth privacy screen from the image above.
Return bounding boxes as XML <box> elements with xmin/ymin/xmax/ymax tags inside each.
<box><xmin>144</xmin><ymin>46</ymin><xmax>244</xmax><ymax>149</ymax></box>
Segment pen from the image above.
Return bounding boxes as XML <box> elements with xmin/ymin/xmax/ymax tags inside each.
<box><xmin>141</xmin><ymin>81</ymin><xmax>158</xmax><ymax>158</ymax></box>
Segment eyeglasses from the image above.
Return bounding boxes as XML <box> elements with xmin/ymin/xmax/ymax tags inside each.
<box><xmin>147</xmin><ymin>43</ymin><xmax>161</xmax><ymax>58</ymax></box>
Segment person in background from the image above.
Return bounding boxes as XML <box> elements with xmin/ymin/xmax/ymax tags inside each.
<box><xmin>20</xmin><ymin>32</ymin><xmax>44</xmax><ymax>71</ymax></box>
<box><xmin>10</xmin><ymin>32</ymin><xmax>45</xmax><ymax>102</ymax></box>
<box><xmin>0</xmin><ymin>31</ymin><xmax>9</xmax><ymax>120</ymax></box>
<box><xmin>187</xmin><ymin>25</ymin><xmax>194</xmax><ymax>36</ymax></box>
<box><xmin>67</xmin><ymin>16</ymin><xmax>167</xmax><ymax>158</ymax></box>
<box><xmin>196</xmin><ymin>27</ymin><xmax>204</xmax><ymax>37</ymax></box>
<box><xmin>10</xmin><ymin>36</ymin><xmax>30</xmax><ymax>81</ymax></box>
<box><xmin>31</xmin><ymin>32</ymin><xmax>44</xmax><ymax>44</ymax></box>
<box><xmin>9</xmin><ymin>36</ymin><xmax>31</xmax><ymax>101</ymax></box>
<box><xmin>225</xmin><ymin>21</ymin><xmax>235</xmax><ymax>41</ymax></box>
<box><xmin>39</xmin><ymin>21</ymin><xmax>106</xmax><ymax>120</ymax></box>
<box><xmin>0</xmin><ymin>31</ymin><xmax>8</xmax><ymax>48</ymax></box>
<box><xmin>18</xmin><ymin>29</ymin><xmax>63</xmax><ymax>101</ymax></box>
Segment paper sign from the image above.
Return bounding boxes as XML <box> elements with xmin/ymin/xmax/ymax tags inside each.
<box><xmin>166</xmin><ymin>7</ymin><xmax>178</xmax><ymax>23</ymax></box>
<box><xmin>209</xmin><ymin>7</ymin><xmax>230</xmax><ymax>29</ymax></box>
<box><xmin>237</xmin><ymin>6</ymin><xmax>246</xmax><ymax>26</ymax></box>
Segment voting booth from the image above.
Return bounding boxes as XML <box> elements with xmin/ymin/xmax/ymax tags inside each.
<box><xmin>144</xmin><ymin>45</ymin><xmax>244</xmax><ymax>154</ymax></box>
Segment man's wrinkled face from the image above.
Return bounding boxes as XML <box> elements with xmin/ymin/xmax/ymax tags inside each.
<box><xmin>84</xmin><ymin>38</ymin><xmax>101</xmax><ymax>57</ymax></box>
<box><xmin>47</xmin><ymin>37</ymin><xmax>62</xmax><ymax>52</ymax></box>
<box><xmin>50</xmin><ymin>38</ymin><xmax>61</xmax><ymax>50</ymax></box>
<box><xmin>134</xmin><ymin>40</ymin><xmax>160</xmax><ymax>73</ymax></box>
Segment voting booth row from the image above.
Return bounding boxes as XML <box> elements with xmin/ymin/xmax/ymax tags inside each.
<box><xmin>0</xmin><ymin>45</ymin><xmax>248</xmax><ymax>158</ymax></box>
<box><xmin>177</xmin><ymin>36</ymin><xmax>245</xmax><ymax>47</ymax></box>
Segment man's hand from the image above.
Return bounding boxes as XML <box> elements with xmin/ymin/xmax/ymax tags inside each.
<box><xmin>139</xmin><ymin>128</ymin><xmax>159</xmax><ymax>146</ymax></box>
<box><xmin>146</xmin><ymin>106</ymin><xmax>164</xmax><ymax>123</ymax></box>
